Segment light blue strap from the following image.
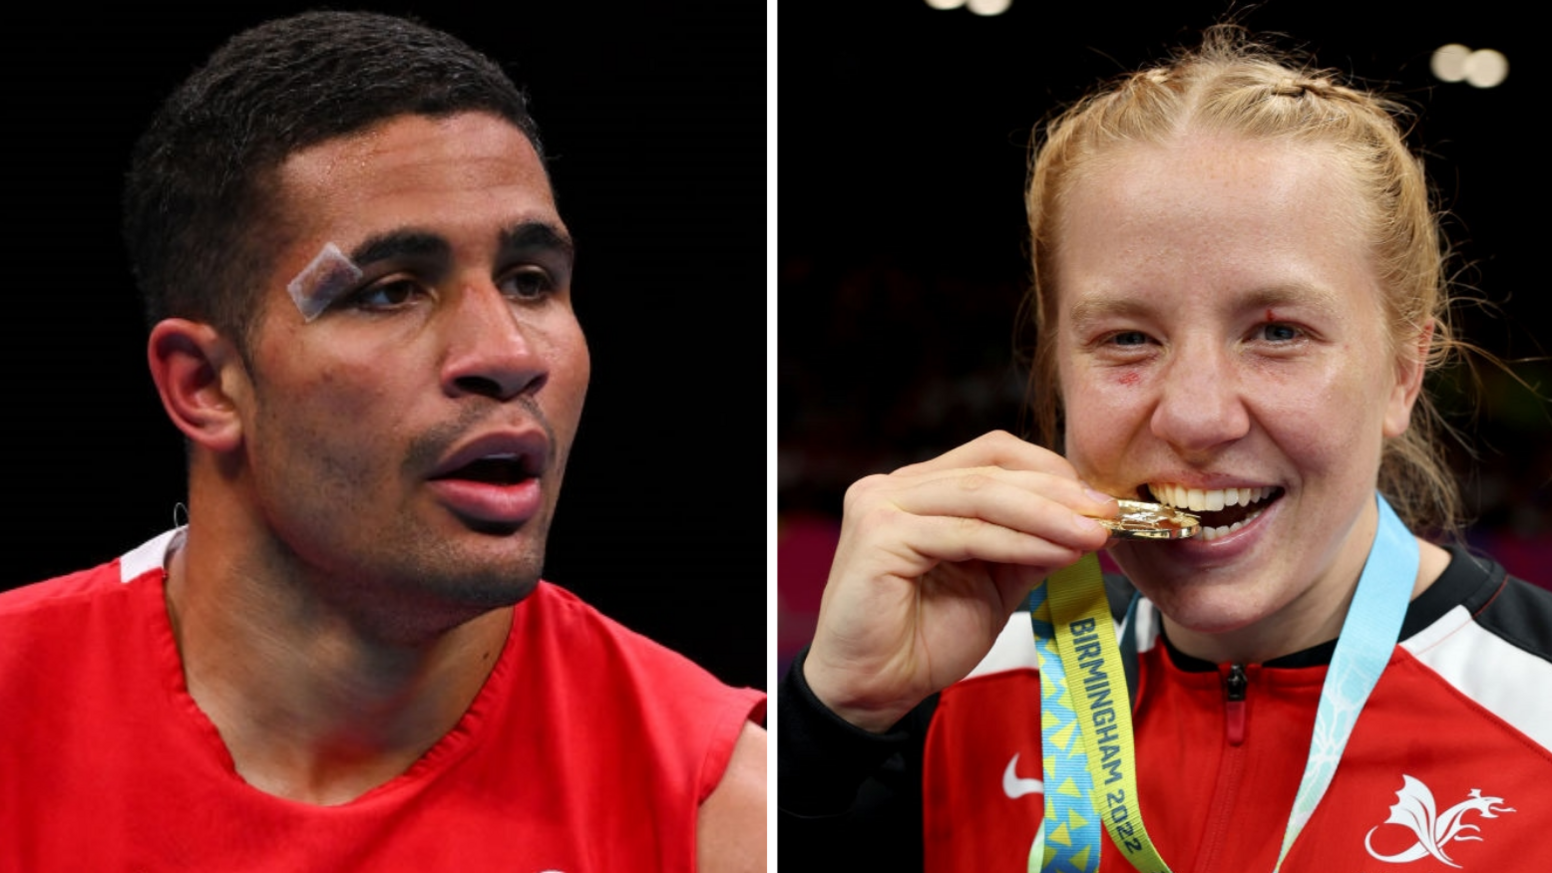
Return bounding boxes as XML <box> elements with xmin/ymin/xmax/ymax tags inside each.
<box><xmin>1028</xmin><ymin>583</ymin><xmax>1103</xmax><ymax>872</ymax></box>
<box><xmin>1273</xmin><ymin>492</ymin><xmax>1418</xmax><ymax>868</ymax></box>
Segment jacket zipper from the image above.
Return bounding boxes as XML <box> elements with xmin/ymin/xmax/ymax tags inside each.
<box><xmin>1193</xmin><ymin>663</ymin><xmax>1250</xmax><ymax>872</ymax></box>
<box><xmin>1224</xmin><ymin>663</ymin><xmax>1248</xmax><ymax>746</ymax></box>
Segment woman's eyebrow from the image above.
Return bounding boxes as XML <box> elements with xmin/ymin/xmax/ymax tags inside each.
<box><xmin>1238</xmin><ymin>284</ymin><xmax>1345</xmax><ymax>318</ymax></box>
<box><xmin>1066</xmin><ymin>284</ymin><xmax>1345</xmax><ymax>325</ymax></box>
<box><xmin>1066</xmin><ymin>294</ymin><xmax>1154</xmax><ymax>327</ymax></box>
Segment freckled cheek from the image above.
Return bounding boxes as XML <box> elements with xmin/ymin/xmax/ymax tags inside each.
<box><xmin>1065</xmin><ymin>359</ymin><xmax>1150</xmax><ymax>414</ymax></box>
<box><xmin>1242</xmin><ymin>358</ymin><xmax>1385</xmax><ymax>468</ymax></box>
<box><xmin>1059</xmin><ymin>365</ymin><xmax>1145</xmax><ymax>476</ymax></box>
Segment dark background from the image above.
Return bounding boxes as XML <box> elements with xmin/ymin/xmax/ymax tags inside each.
<box><xmin>1</xmin><ymin>4</ymin><xmax>765</xmax><ymax>691</ymax></box>
<box><xmin>778</xmin><ymin>1</ymin><xmax>1549</xmax><ymax>660</ymax></box>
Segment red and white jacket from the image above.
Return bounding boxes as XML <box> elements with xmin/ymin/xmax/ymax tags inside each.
<box><xmin>923</xmin><ymin>545</ymin><xmax>1552</xmax><ymax>872</ymax></box>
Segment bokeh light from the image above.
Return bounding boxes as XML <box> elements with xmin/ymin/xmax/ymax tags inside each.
<box><xmin>1464</xmin><ymin>49</ymin><xmax>1508</xmax><ymax>88</ymax></box>
<box><xmin>1431</xmin><ymin>44</ymin><xmax>1470</xmax><ymax>82</ymax></box>
<box><xmin>967</xmin><ymin>0</ymin><xmax>1013</xmax><ymax>14</ymax></box>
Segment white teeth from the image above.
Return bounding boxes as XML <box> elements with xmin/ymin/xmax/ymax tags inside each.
<box><xmin>1149</xmin><ymin>483</ymin><xmax>1275</xmax><ymax>510</ymax></box>
<box><xmin>1196</xmin><ymin>511</ymin><xmax>1262</xmax><ymax>541</ymax></box>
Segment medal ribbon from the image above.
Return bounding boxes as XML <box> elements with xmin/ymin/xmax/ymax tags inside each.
<box><xmin>1028</xmin><ymin>582</ymin><xmax>1104</xmax><ymax>872</ymax></box>
<box><xmin>1027</xmin><ymin>492</ymin><xmax>1417</xmax><ymax>872</ymax></box>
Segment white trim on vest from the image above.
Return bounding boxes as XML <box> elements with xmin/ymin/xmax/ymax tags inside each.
<box><xmin>119</xmin><ymin>527</ymin><xmax>186</xmax><ymax>585</ymax></box>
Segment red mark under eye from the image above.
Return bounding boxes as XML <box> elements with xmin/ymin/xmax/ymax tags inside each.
<box><xmin>1117</xmin><ymin>371</ymin><xmax>1140</xmax><ymax>386</ymax></box>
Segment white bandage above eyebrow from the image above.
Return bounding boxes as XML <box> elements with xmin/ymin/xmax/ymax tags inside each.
<box><xmin>286</xmin><ymin>242</ymin><xmax>364</xmax><ymax>321</ymax></box>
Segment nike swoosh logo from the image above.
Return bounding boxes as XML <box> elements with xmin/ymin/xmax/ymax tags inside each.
<box><xmin>1003</xmin><ymin>753</ymin><xmax>1043</xmax><ymax>799</ymax></box>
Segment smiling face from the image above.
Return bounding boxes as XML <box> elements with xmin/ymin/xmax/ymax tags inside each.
<box><xmin>227</xmin><ymin>111</ymin><xmax>588</xmax><ymax>636</ymax></box>
<box><xmin>1052</xmin><ymin>132</ymin><xmax>1422</xmax><ymax>661</ymax></box>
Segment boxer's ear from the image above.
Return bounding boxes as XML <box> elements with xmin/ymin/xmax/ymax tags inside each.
<box><xmin>147</xmin><ymin>319</ymin><xmax>250</xmax><ymax>454</ymax></box>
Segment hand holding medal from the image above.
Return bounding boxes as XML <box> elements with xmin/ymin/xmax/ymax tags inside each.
<box><xmin>802</xmin><ymin>432</ymin><xmax>1118</xmax><ymax>734</ymax></box>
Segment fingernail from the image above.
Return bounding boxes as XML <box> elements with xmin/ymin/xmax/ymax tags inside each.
<box><xmin>1084</xmin><ymin>487</ymin><xmax>1116</xmax><ymax>505</ymax></box>
<box><xmin>1074</xmin><ymin>514</ymin><xmax>1106</xmax><ymax>534</ymax></box>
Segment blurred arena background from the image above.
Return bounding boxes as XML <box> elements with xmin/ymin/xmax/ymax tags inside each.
<box><xmin>778</xmin><ymin>0</ymin><xmax>1546</xmax><ymax>673</ymax></box>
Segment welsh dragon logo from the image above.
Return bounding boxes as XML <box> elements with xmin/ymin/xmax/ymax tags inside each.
<box><xmin>1364</xmin><ymin>774</ymin><xmax>1515</xmax><ymax>867</ymax></box>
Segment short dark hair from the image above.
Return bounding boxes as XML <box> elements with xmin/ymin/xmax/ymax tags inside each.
<box><xmin>122</xmin><ymin>10</ymin><xmax>544</xmax><ymax>349</ymax></box>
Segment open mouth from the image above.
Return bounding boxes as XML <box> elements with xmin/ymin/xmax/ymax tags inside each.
<box><xmin>433</xmin><ymin>453</ymin><xmax>536</xmax><ymax>486</ymax></box>
<box><xmin>1145</xmin><ymin>483</ymin><xmax>1284</xmax><ymax>541</ymax></box>
<box><xmin>426</xmin><ymin>450</ymin><xmax>544</xmax><ymax>533</ymax></box>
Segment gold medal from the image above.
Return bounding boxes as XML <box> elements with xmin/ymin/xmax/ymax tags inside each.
<box><xmin>1094</xmin><ymin>499</ymin><xmax>1200</xmax><ymax>540</ymax></box>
